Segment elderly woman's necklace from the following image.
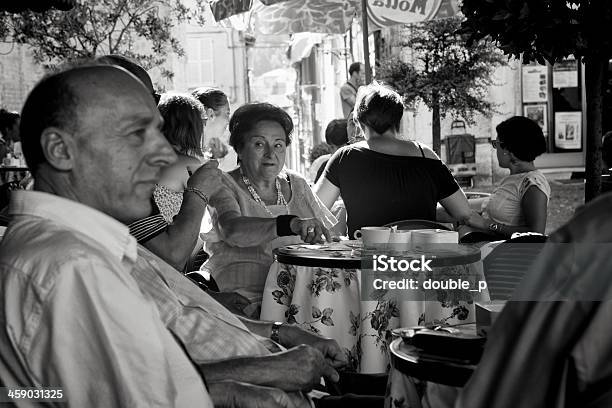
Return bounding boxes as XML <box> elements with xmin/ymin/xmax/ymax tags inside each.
<box><xmin>239</xmin><ymin>167</ymin><xmax>288</xmax><ymax>216</ymax></box>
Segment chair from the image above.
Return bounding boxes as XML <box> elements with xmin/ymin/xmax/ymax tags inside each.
<box><xmin>383</xmin><ymin>219</ymin><xmax>452</xmax><ymax>231</ymax></box>
<box><xmin>483</xmin><ymin>234</ymin><xmax>547</xmax><ymax>300</ymax></box>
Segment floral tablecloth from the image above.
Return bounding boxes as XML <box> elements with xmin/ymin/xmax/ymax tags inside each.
<box><xmin>261</xmin><ymin>254</ymin><xmax>488</xmax><ymax>374</ymax></box>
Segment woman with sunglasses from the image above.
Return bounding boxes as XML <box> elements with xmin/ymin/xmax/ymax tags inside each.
<box><xmin>468</xmin><ymin>116</ymin><xmax>550</xmax><ymax>238</ymax></box>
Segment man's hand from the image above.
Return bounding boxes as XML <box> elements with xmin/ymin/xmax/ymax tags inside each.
<box><xmin>280</xmin><ymin>325</ymin><xmax>347</xmax><ymax>369</ymax></box>
<box><xmin>263</xmin><ymin>344</ymin><xmax>340</xmax><ymax>391</ymax></box>
<box><xmin>208</xmin><ymin>380</ymin><xmax>310</xmax><ymax>408</ymax></box>
<box><xmin>187</xmin><ymin>159</ymin><xmax>223</xmax><ymax>197</ymax></box>
<box><xmin>290</xmin><ymin>217</ymin><xmax>332</xmax><ymax>244</ymax></box>
<box><xmin>208</xmin><ymin>137</ymin><xmax>229</xmax><ymax>159</ymax></box>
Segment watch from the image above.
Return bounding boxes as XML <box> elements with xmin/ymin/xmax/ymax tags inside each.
<box><xmin>488</xmin><ymin>222</ymin><xmax>502</xmax><ymax>233</ymax></box>
<box><xmin>270</xmin><ymin>322</ymin><xmax>283</xmax><ymax>343</ymax></box>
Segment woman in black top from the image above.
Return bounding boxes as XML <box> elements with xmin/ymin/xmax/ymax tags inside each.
<box><xmin>314</xmin><ymin>82</ymin><xmax>477</xmax><ymax>237</ymax></box>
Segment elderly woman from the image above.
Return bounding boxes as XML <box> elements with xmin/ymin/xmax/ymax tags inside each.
<box><xmin>315</xmin><ymin>82</ymin><xmax>475</xmax><ymax>236</ymax></box>
<box><xmin>203</xmin><ymin>102</ymin><xmax>336</xmax><ymax>308</ymax></box>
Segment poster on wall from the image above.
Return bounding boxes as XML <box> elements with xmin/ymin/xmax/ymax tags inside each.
<box><xmin>522</xmin><ymin>65</ymin><xmax>548</xmax><ymax>103</ymax></box>
<box><xmin>554</xmin><ymin>111</ymin><xmax>582</xmax><ymax>149</ymax></box>
<box><xmin>553</xmin><ymin>60</ymin><xmax>578</xmax><ymax>88</ymax></box>
<box><xmin>524</xmin><ymin>104</ymin><xmax>548</xmax><ymax>136</ymax></box>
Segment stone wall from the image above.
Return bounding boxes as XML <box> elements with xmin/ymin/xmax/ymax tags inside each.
<box><xmin>0</xmin><ymin>43</ymin><xmax>45</xmax><ymax>112</ymax></box>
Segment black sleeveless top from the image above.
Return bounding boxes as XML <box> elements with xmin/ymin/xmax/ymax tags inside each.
<box><xmin>323</xmin><ymin>144</ymin><xmax>460</xmax><ymax>236</ymax></box>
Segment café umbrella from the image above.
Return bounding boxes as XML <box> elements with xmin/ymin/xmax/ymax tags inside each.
<box><xmin>208</xmin><ymin>0</ymin><xmax>459</xmax><ymax>82</ymax></box>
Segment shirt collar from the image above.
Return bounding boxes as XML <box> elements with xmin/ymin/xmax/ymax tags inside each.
<box><xmin>9</xmin><ymin>190</ymin><xmax>138</xmax><ymax>263</ymax></box>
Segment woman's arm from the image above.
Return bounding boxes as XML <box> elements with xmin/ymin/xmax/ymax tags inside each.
<box><xmin>517</xmin><ymin>186</ymin><xmax>548</xmax><ymax>234</ymax></box>
<box><xmin>461</xmin><ymin>186</ymin><xmax>548</xmax><ymax>238</ymax></box>
<box><xmin>216</xmin><ymin>212</ymin><xmax>277</xmax><ymax>247</ymax></box>
<box><xmin>438</xmin><ymin>189</ymin><xmax>474</xmax><ymax>224</ymax></box>
<box><xmin>313</xmin><ymin>177</ymin><xmax>340</xmax><ymax>209</ymax></box>
<box><xmin>143</xmin><ymin>161</ymin><xmax>223</xmax><ymax>270</ymax></box>
<box><xmin>217</xmin><ymin>213</ymin><xmax>331</xmax><ymax>247</ymax></box>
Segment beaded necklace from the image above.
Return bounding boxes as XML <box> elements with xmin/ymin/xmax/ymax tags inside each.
<box><xmin>239</xmin><ymin>166</ymin><xmax>288</xmax><ymax>216</ymax></box>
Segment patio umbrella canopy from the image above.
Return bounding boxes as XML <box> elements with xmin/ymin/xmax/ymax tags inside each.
<box><xmin>209</xmin><ymin>0</ymin><xmax>459</xmax><ymax>35</ymax></box>
<box><xmin>210</xmin><ymin>0</ymin><xmax>360</xmax><ymax>35</ymax></box>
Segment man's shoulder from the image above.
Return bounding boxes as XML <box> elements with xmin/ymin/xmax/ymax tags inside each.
<box><xmin>0</xmin><ymin>216</ymin><xmax>116</xmax><ymax>278</ymax></box>
<box><xmin>340</xmin><ymin>82</ymin><xmax>356</xmax><ymax>93</ymax></box>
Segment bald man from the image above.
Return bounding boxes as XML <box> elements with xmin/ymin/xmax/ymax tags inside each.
<box><xmin>0</xmin><ymin>65</ymin><xmax>214</xmax><ymax>407</ymax></box>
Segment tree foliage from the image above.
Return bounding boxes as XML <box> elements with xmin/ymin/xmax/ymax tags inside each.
<box><xmin>460</xmin><ymin>0</ymin><xmax>612</xmax><ymax>201</ymax></box>
<box><xmin>0</xmin><ymin>0</ymin><xmax>208</xmax><ymax>80</ymax></box>
<box><xmin>460</xmin><ymin>0</ymin><xmax>612</xmax><ymax>65</ymax></box>
<box><xmin>377</xmin><ymin>17</ymin><xmax>506</xmax><ymax>153</ymax></box>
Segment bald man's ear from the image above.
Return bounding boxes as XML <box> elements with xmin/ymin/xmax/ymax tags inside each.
<box><xmin>40</xmin><ymin>127</ymin><xmax>75</xmax><ymax>171</ymax></box>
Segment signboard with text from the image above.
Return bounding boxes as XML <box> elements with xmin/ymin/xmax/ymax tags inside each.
<box><xmin>367</xmin><ymin>0</ymin><xmax>446</xmax><ymax>26</ymax></box>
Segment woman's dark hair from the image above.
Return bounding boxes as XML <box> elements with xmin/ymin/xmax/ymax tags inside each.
<box><xmin>354</xmin><ymin>82</ymin><xmax>404</xmax><ymax>134</ymax></box>
<box><xmin>0</xmin><ymin>109</ymin><xmax>20</xmax><ymax>137</ymax></box>
<box><xmin>325</xmin><ymin>119</ymin><xmax>348</xmax><ymax>147</ymax></box>
<box><xmin>192</xmin><ymin>87</ymin><xmax>228</xmax><ymax>112</ymax></box>
<box><xmin>496</xmin><ymin>116</ymin><xmax>547</xmax><ymax>162</ymax></box>
<box><xmin>228</xmin><ymin>102</ymin><xmax>293</xmax><ymax>153</ymax></box>
<box><xmin>157</xmin><ymin>93</ymin><xmax>205</xmax><ymax>157</ymax></box>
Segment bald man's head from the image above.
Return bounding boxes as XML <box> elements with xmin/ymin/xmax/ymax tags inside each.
<box><xmin>20</xmin><ymin>65</ymin><xmax>153</xmax><ymax>176</ymax></box>
<box><xmin>95</xmin><ymin>54</ymin><xmax>155</xmax><ymax>95</ymax></box>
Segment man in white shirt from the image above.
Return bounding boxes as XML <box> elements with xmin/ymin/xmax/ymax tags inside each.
<box><xmin>0</xmin><ymin>65</ymin><xmax>215</xmax><ymax>407</ymax></box>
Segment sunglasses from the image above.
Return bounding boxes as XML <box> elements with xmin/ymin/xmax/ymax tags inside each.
<box><xmin>491</xmin><ymin>139</ymin><xmax>504</xmax><ymax>149</ymax></box>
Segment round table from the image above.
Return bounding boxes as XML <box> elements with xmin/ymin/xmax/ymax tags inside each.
<box><xmin>261</xmin><ymin>241</ymin><xmax>489</xmax><ymax>374</ymax></box>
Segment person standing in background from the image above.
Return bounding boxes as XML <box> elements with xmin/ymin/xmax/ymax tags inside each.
<box><xmin>310</xmin><ymin>119</ymin><xmax>349</xmax><ymax>184</ymax></box>
<box><xmin>340</xmin><ymin>62</ymin><xmax>364</xmax><ymax>119</ymax></box>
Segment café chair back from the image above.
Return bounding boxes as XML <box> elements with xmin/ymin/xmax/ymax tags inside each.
<box><xmin>483</xmin><ymin>234</ymin><xmax>547</xmax><ymax>300</ymax></box>
<box><xmin>383</xmin><ymin>219</ymin><xmax>452</xmax><ymax>231</ymax></box>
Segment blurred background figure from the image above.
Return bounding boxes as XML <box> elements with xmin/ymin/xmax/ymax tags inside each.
<box><xmin>308</xmin><ymin>142</ymin><xmax>334</xmax><ymax>184</ymax></box>
<box><xmin>0</xmin><ymin>109</ymin><xmax>21</xmax><ymax>163</ymax></box>
<box><xmin>192</xmin><ymin>87</ymin><xmax>236</xmax><ymax>171</ymax></box>
<box><xmin>340</xmin><ymin>62</ymin><xmax>364</xmax><ymax>119</ymax></box>
<box><xmin>309</xmin><ymin>118</ymin><xmax>349</xmax><ymax>184</ymax></box>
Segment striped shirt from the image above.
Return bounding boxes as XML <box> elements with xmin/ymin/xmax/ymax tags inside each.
<box><xmin>128</xmin><ymin>213</ymin><xmax>168</xmax><ymax>243</ymax></box>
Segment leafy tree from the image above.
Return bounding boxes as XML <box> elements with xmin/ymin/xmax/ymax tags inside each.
<box><xmin>0</xmin><ymin>0</ymin><xmax>208</xmax><ymax>81</ymax></box>
<box><xmin>460</xmin><ymin>0</ymin><xmax>612</xmax><ymax>201</ymax></box>
<box><xmin>377</xmin><ymin>17</ymin><xmax>506</xmax><ymax>155</ymax></box>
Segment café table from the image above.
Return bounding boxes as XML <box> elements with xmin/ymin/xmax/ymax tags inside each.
<box><xmin>260</xmin><ymin>240</ymin><xmax>489</xmax><ymax>374</ymax></box>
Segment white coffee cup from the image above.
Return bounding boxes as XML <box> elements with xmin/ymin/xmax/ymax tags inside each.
<box><xmin>387</xmin><ymin>230</ymin><xmax>412</xmax><ymax>251</ymax></box>
<box><xmin>353</xmin><ymin>226</ymin><xmax>391</xmax><ymax>247</ymax></box>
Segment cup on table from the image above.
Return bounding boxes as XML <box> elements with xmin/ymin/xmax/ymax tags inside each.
<box><xmin>353</xmin><ymin>226</ymin><xmax>391</xmax><ymax>249</ymax></box>
<box><xmin>411</xmin><ymin>229</ymin><xmax>459</xmax><ymax>249</ymax></box>
<box><xmin>387</xmin><ymin>230</ymin><xmax>412</xmax><ymax>252</ymax></box>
